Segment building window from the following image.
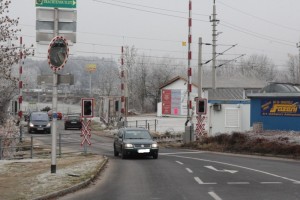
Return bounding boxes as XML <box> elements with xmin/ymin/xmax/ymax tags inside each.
<box><xmin>225</xmin><ymin>108</ymin><xmax>239</xmax><ymax>128</ymax></box>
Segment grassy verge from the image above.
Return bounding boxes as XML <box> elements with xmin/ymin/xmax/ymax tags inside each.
<box><xmin>181</xmin><ymin>132</ymin><xmax>300</xmax><ymax>159</ymax></box>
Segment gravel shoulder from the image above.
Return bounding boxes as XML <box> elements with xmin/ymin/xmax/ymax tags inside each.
<box><xmin>0</xmin><ymin>154</ymin><xmax>107</xmax><ymax>200</ymax></box>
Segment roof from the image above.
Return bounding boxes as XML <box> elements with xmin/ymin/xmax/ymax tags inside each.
<box><xmin>159</xmin><ymin>75</ymin><xmax>266</xmax><ymax>90</ymax></box>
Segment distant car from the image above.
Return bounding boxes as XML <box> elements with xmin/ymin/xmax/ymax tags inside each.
<box><xmin>47</xmin><ymin>110</ymin><xmax>63</xmax><ymax>120</ymax></box>
<box><xmin>27</xmin><ymin>111</ymin><xmax>51</xmax><ymax>134</ymax></box>
<box><xmin>114</xmin><ymin>127</ymin><xmax>159</xmax><ymax>159</ymax></box>
<box><xmin>64</xmin><ymin>115</ymin><xmax>82</xmax><ymax>130</ymax></box>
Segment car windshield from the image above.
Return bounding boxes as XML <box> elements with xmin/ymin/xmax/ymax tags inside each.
<box><xmin>124</xmin><ymin>130</ymin><xmax>152</xmax><ymax>139</ymax></box>
<box><xmin>30</xmin><ymin>113</ymin><xmax>49</xmax><ymax>121</ymax></box>
<box><xmin>68</xmin><ymin>116</ymin><xmax>80</xmax><ymax>120</ymax></box>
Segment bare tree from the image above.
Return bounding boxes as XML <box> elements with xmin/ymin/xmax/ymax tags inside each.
<box><xmin>239</xmin><ymin>54</ymin><xmax>276</xmax><ymax>81</ymax></box>
<box><xmin>286</xmin><ymin>54</ymin><xmax>298</xmax><ymax>84</ymax></box>
<box><xmin>0</xmin><ymin>0</ymin><xmax>34</xmax><ymax>124</ymax></box>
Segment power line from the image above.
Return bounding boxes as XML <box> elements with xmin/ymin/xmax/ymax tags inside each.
<box><xmin>218</xmin><ymin>0</ymin><xmax>300</xmax><ymax>32</ymax></box>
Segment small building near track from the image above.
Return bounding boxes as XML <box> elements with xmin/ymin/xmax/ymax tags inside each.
<box><xmin>247</xmin><ymin>83</ymin><xmax>300</xmax><ymax>131</ymax></box>
<box><xmin>158</xmin><ymin>75</ymin><xmax>266</xmax><ymax>135</ymax></box>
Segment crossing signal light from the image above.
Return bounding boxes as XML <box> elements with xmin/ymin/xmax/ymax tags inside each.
<box><xmin>197</xmin><ymin>98</ymin><xmax>207</xmax><ymax>115</ymax></box>
<box><xmin>81</xmin><ymin>98</ymin><xmax>94</xmax><ymax>118</ymax></box>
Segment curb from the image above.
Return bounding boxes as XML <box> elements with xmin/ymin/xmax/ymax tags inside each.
<box><xmin>33</xmin><ymin>156</ymin><xmax>109</xmax><ymax>200</ymax></box>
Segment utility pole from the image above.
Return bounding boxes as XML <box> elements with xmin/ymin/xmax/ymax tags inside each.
<box><xmin>297</xmin><ymin>43</ymin><xmax>300</xmax><ymax>84</ymax></box>
<box><xmin>211</xmin><ymin>0</ymin><xmax>218</xmax><ymax>89</ymax></box>
<box><xmin>51</xmin><ymin>8</ymin><xmax>59</xmax><ymax>174</ymax></box>
<box><xmin>198</xmin><ymin>37</ymin><xmax>202</xmax><ymax>99</ymax></box>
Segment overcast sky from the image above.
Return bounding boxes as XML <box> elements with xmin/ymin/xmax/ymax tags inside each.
<box><xmin>8</xmin><ymin>0</ymin><xmax>300</xmax><ymax>71</ymax></box>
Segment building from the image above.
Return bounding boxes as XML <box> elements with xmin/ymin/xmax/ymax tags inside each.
<box><xmin>158</xmin><ymin>75</ymin><xmax>266</xmax><ymax>135</ymax></box>
<box><xmin>247</xmin><ymin>83</ymin><xmax>300</xmax><ymax>131</ymax></box>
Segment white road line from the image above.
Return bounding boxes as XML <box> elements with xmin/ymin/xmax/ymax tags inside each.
<box><xmin>260</xmin><ymin>182</ymin><xmax>282</xmax><ymax>184</ymax></box>
<box><xmin>293</xmin><ymin>182</ymin><xmax>300</xmax><ymax>184</ymax></box>
<box><xmin>208</xmin><ymin>191</ymin><xmax>222</xmax><ymax>200</ymax></box>
<box><xmin>160</xmin><ymin>151</ymin><xmax>204</xmax><ymax>155</ymax></box>
<box><xmin>168</xmin><ymin>155</ymin><xmax>300</xmax><ymax>183</ymax></box>
<box><xmin>227</xmin><ymin>182</ymin><xmax>249</xmax><ymax>185</ymax></box>
<box><xmin>186</xmin><ymin>168</ymin><xmax>193</xmax><ymax>173</ymax></box>
<box><xmin>176</xmin><ymin>161</ymin><xmax>184</xmax><ymax>165</ymax></box>
<box><xmin>194</xmin><ymin>177</ymin><xmax>217</xmax><ymax>185</ymax></box>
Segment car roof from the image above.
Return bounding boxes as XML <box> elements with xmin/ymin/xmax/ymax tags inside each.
<box><xmin>30</xmin><ymin>111</ymin><xmax>48</xmax><ymax>115</ymax></box>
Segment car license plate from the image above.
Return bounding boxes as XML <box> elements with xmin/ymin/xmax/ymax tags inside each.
<box><xmin>71</xmin><ymin>122</ymin><xmax>77</xmax><ymax>124</ymax></box>
<box><xmin>37</xmin><ymin>128</ymin><xmax>44</xmax><ymax>130</ymax></box>
<box><xmin>138</xmin><ymin>149</ymin><xmax>150</xmax><ymax>153</ymax></box>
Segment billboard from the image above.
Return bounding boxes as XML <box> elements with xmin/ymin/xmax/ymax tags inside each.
<box><xmin>261</xmin><ymin>99</ymin><xmax>300</xmax><ymax>117</ymax></box>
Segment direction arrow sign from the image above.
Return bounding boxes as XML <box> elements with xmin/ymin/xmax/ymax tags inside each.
<box><xmin>205</xmin><ymin>166</ymin><xmax>238</xmax><ymax>174</ymax></box>
<box><xmin>36</xmin><ymin>0</ymin><xmax>77</xmax><ymax>8</ymax></box>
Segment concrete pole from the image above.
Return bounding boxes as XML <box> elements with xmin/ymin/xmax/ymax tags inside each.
<box><xmin>297</xmin><ymin>43</ymin><xmax>300</xmax><ymax>84</ymax></box>
<box><xmin>198</xmin><ymin>37</ymin><xmax>202</xmax><ymax>99</ymax></box>
<box><xmin>211</xmin><ymin>1</ymin><xmax>217</xmax><ymax>89</ymax></box>
<box><xmin>51</xmin><ymin>8</ymin><xmax>59</xmax><ymax>174</ymax></box>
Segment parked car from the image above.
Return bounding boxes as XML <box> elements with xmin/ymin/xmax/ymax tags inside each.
<box><xmin>47</xmin><ymin>110</ymin><xmax>63</xmax><ymax>120</ymax></box>
<box><xmin>27</xmin><ymin>111</ymin><xmax>51</xmax><ymax>134</ymax></box>
<box><xmin>114</xmin><ymin>127</ymin><xmax>159</xmax><ymax>159</ymax></box>
<box><xmin>64</xmin><ymin>114</ymin><xmax>82</xmax><ymax>130</ymax></box>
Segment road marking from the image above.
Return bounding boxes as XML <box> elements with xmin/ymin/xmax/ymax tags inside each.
<box><xmin>176</xmin><ymin>161</ymin><xmax>184</xmax><ymax>165</ymax></box>
<box><xmin>227</xmin><ymin>182</ymin><xmax>249</xmax><ymax>184</ymax></box>
<box><xmin>260</xmin><ymin>182</ymin><xmax>282</xmax><ymax>184</ymax></box>
<box><xmin>205</xmin><ymin>165</ymin><xmax>238</xmax><ymax>174</ymax></box>
<box><xmin>186</xmin><ymin>168</ymin><xmax>193</xmax><ymax>173</ymax></box>
<box><xmin>168</xmin><ymin>155</ymin><xmax>300</xmax><ymax>183</ymax></box>
<box><xmin>160</xmin><ymin>151</ymin><xmax>204</xmax><ymax>155</ymax></box>
<box><xmin>194</xmin><ymin>177</ymin><xmax>217</xmax><ymax>185</ymax></box>
<box><xmin>208</xmin><ymin>191</ymin><xmax>222</xmax><ymax>200</ymax></box>
<box><xmin>293</xmin><ymin>182</ymin><xmax>300</xmax><ymax>184</ymax></box>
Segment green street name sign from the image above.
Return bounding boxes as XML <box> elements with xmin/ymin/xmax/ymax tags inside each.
<box><xmin>36</xmin><ymin>0</ymin><xmax>77</xmax><ymax>8</ymax></box>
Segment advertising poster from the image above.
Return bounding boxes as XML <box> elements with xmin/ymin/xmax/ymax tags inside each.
<box><xmin>261</xmin><ymin>99</ymin><xmax>300</xmax><ymax>117</ymax></box>
<box><xmin>162</xmin><ymin>89</ymin><xmax>171</xmax><ymax>114</ymax></box>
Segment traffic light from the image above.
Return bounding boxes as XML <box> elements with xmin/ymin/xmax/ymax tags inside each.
<box><xmin>197</xmin><ymin>98</ymin><xmax>207</xmax><ymax>114</ymax></box>
<box><xmin>81</xmin><ymin>98</ymin><xmax>94</xmax><ymax>118</ymax></box>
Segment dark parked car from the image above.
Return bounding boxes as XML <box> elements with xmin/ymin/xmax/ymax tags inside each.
<box><xmin>114</xmin><ymin>127</ymin><xmax>159</xmax><ymax>159</ymax></box>
<box><xmin>27</xmin><ymin>112</ymin><xmax>51</xmax><ymax>134</ymax></box>
<box><xmin>64</xmin><ymin>115</ymin><xmax>82</xmax><ymax>130</ymax></box>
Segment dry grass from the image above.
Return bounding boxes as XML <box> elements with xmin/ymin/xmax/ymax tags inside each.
<box><xmin>0</xmin><ymin>154</ymin><xmax>105</xmax><ymax>200</ymax></box>
<box><xmin>182</xmin><ymin>132</ymin><xmax>300</xmax><ymax>159</ymax></box>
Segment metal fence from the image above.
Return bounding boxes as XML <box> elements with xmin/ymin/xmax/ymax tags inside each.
<box><xmin>0</xmin><ymin>133</ymin><xmax>88</xmax><ymax>160</ymax></box>
<box><xmin>118</xmin><ymin>119</ymin><xmax>158</xmax><ymax>132</ymax></box>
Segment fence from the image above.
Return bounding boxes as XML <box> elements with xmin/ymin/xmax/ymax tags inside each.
<box><xmin>0</xmin><ymin>133</ymin><xmax>90</xmax><ymax>160</ymax></box>
<box><xmin>118</xmin><ymin>119</ymin><xmax>158</xmax><ymax>132</ymax></box>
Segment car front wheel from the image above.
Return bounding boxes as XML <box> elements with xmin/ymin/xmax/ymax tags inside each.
<box><xmin>153</xmin><ymin>154</ymin><xmax>158</xmax><ymax>159</ymax></box>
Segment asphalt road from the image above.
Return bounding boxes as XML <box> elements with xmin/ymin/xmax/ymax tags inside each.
<box><xmin>24</xmin><ymin>122</ymin><xmax>300</xmax><ymax>200</ymax></box>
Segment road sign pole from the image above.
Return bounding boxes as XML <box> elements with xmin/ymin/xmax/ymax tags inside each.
<box><xmin>51</xmin><ymin>8</ymin><xmax>59</xmax><ymax>174</ymax></box>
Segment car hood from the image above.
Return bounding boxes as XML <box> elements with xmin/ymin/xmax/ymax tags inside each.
<box><xmin>30</xmin><ymin>120</ymin><xmax>49</xmax><ymax>125</ymax></box>
<box><xmin>123</xmin><ymin>139</ymin><xmax>155</xmax><ymax>144</ymax></box>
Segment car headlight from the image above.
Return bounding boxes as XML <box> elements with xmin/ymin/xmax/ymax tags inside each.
<box><xmin>46</xmin><ymin>123</ymin><xmax>51</xmax><ymax>127</ymax></box>
<box><xmin>151</xmin><ymin>143</ymin><xmax>158</xmax><ymax>148</ymax></box>
<box><xmin>124</xmin><ymin>143</ymin><xmax>133</xmax><ymax>148</ymax></box>
<box><xmin>29</xmin><ymin>122</ymin><xmax>34</xmax><ymax>127</ymax></box>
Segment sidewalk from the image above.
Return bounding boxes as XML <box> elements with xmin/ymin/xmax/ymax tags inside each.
<box><xmin>0</xmin><ymin>154</ymin><xmax>107</xmax><ymax>200</ymax></box>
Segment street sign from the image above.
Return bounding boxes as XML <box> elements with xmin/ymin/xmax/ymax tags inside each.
<box><xmin>36</xmin><ymin>0</ymin><xmax>77</xmax><ymax>8</ymax></box>
<box><xmin>37</xmin><ymin>32</ymin><xmax>76</xmax><ymax>44</ymax></box>
<box><xmin>48</xmin><ymin>36</ymin><xmax>69</xmax><ymax>71</ymax></box>
<box><xmin>85</xmin><ymin>64</ymin><xmax>97</xmax><ymax>72</ymax></box>
<box><xmin>36</xmin><ymin>8</ymin><xmax>77</xmax><ymax>43</ymax></box>
<box><xmin>81</xmin><ymin>120</ymin><xmax>92</xmax><ymax>146</ymax></box>
<box><xmin>37</xmin><ymin>74</ymin><xmax>74</xmax><ymax>85</ymax></box>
